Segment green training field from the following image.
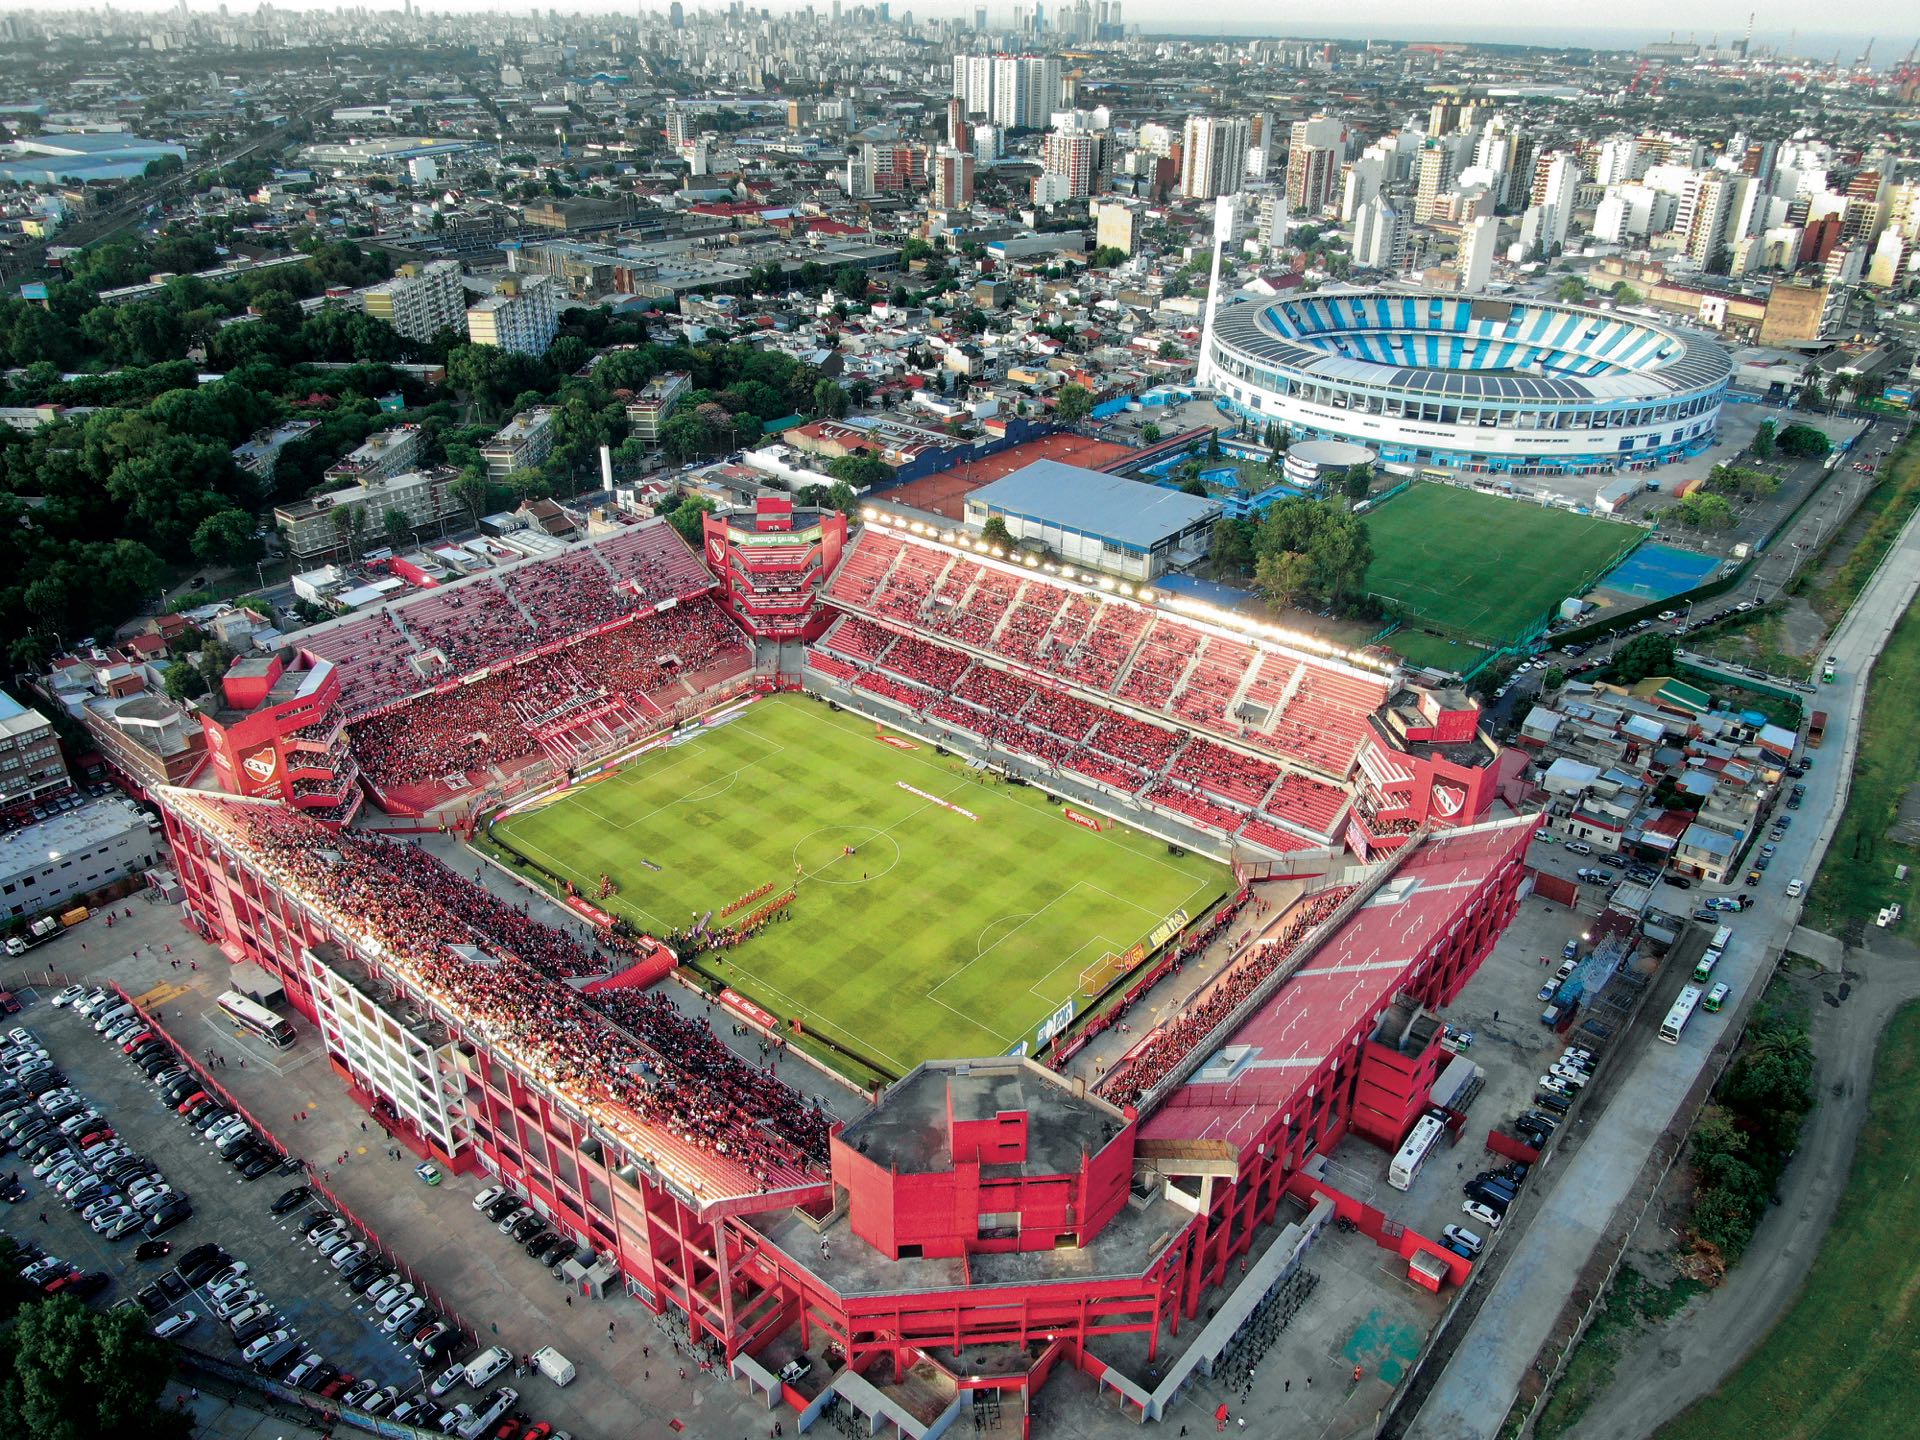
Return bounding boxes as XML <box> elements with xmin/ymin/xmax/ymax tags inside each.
<box><xmin>490</xmin><ymin>695</ymin><xmax>1225</xmax><ymax>1079</ymax></box>
<box><xmin>1364</xmin><ymin>483</ymin><xmax>1643</xmax><ymax>645</ymax></box>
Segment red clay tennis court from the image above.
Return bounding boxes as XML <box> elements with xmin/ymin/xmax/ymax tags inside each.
<box><xmin>886</xmin><ymin>432</ymin><xmax>1135</xmax><ymax>519</ymax></box>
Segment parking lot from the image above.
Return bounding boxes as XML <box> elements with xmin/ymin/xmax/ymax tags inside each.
<box><xmin>20</xmin><ymin>992</ymin><xmax>437</xmax><ymax>1400</ymax></box>
<box><xmin>12</xmin><ymin>899</ymin><xmax>783</xmax><ymax>1440</ymax></box>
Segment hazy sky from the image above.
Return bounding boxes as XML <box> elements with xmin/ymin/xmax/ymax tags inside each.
<box><xmin>5</xmin><ymin>0</ymin><xmax>1884</xmax><ymax>57</ymax></box>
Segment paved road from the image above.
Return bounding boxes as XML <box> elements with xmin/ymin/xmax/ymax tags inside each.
<box><xmin>1409</xmin><ymin>476</ymin><xmax>1920</xmax><ymax>1439</ymax></box>
<box><xmin>1565</xmin><ymin>938</ymin><xmax>1920</xmax><ymax>1440</ymax></box>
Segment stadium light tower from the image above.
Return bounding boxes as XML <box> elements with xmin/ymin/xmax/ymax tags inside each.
<box><xmin>1196</xmin><ymin>196</ymin><xmax>1234</xmax><ymax>394</ymax></box>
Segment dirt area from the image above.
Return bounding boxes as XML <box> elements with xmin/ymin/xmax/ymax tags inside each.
<box><xmin>882</xmin><ymin>432</ymin><xmax>1135</xmax><ymax>519</ymax></box>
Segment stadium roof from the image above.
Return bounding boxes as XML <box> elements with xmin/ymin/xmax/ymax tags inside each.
<box><xmin>966</xmin><ymin>460</ymin><xmax>1221</xmax><ymax>552</ymax></box>
<box><xmin>1139</xmin><ymin>815</ymin><xmax>1538</xmax><ymax>1157</ymax></box>
<box><xmin>1211</xmin><ymin>290</ymin><xmax>1730</xmax><ymax>402</ymax></box>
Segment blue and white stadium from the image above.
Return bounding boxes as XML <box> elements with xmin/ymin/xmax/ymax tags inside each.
<box><xmin>1201</xmin><ymin>290</ymin><xmax>1732</xmax><ymax>476</ymax></box>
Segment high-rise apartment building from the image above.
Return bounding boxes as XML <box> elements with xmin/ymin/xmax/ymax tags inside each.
<box><xmin>1539</xmin><ymin>153</ymin><xmax>1582</xmax><ymax>252</ymax></box>
<box><xmin>360</xmin><ymin>260</ymin><xmax>465</xmax><ymax>343</ymax></box>
<box><xmin>465</xmin><ymin>274</ymin><xmax>559</xmax><ymax>357</ymax></box>
<box><xmin>1039</xmin><ymin>129</ymin><xmax>1105</xmax><ymax>199</ymax></box>
<box><xmin>1182</xmin><ymin>115</ymin><xmax>1250</xmax><ymax>200</ymax></box>
<box><xmin>1285</xmin><ymin>116</ymin><xmax>1344</xmax><ymax>214</ymax></box>
<box><xmin>1459</xmin><ymin>214</ymin><xmax>1499</xmax><ymax>292</ymax></box>
<box><xmin>993</xmin><ymin>54</ymin><xmax>1060</xmax><ymax>130</ymax></box>
<box><xmin>1678</xmin><ymin>172</ymin><xmax>1733</xmax><ymax>267</ymax></box>
<box><xmin>933</xmin><ymin>146</ymin><xmax>976</xmax><ymax>207</ymax></box>
<box><xmin>1413</xmin><ymin>141</ymin><xmax>1459</xmax><ymax>224</ymax></box>
<box><xmin>954</xmin><ymin>54</ymin><xmax>1061</xmax><ymax>132</ymax></box>
<box><xmin>1350</xmin><ymin>196</ymin><xmax>1407</xmax><ymax>271</ymax></box>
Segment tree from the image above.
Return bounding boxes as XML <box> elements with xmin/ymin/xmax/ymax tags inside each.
<box><xmin>1609</xmin><ymin>633</ymin><xmax>1677</xmax><ymax>683</ymax></box>
<box><xmin>663</xmin><ymin>494</ymin><xmax>714</xmax><ymax>545</ymax></box>
<box><xmin>1053</xmin><ymin>383</ymin><xmax>1093</xmax><ymax>425</ymax></box>
<box><xmin>163</xmin><ymin>659</ymin><xmax>207</xmax><ymax>702</ymax></box>
<box><xmin>1750</xmin><ymin>419</ymin><xmax>1776</xmax><ymax>460</ymax></box>
<box><xmin>189</xmin><ymin>508</ymin><xmax>262</xmax><ymax>569</ymax></box>
<box><xmin>1254</xmin><ymin>550</ymin><xmax>1314</xmax><ymax>609</ymax></box>
<box><xmin>449</xmin><ymin>469</ymin><xmax>491</xmax><ymax>528</ymax></box>
<box><xmin>1092</xmin><ymin>245</ymin><xmax>1127</xmax><ymax>268</ymax></box>
<box><xmin>1542</xmin><ymin>666</ymin><xmax>1567</xmax><ymax>692</ymax></box>
<box><xmin>0</xmin><ymin>1293</ymin><xmax>191</xmax><ymax>1440</ymax></box>
<box><xmin>833</xmin><ymin>266</ymin><xmax>869</xmax><ymax>303</ymax></box>
<box><xmin>1210</xmin><ymin>517</ymin><xmax>1256</xmax><ymax>574</ymax></box>
<box><xmin>1206</xmin><ymin>430</ymin><xmax>1222</xmax><ymax>459</ymax></box>
<box><xmin>1141</xmin><ymin>422</ymin><xmax>1161</xmax><ymax>444</ymax></box>
<box><xmin>1775</xmin><ymin>423</ymin><xmax>1831</xmax><ymax>460</ymax></box>
<box><xmin>1556</xmin><ymin>275</ymin><xmax>1587</xmax><ymax>302</ymax></box>
<box><xmin>826</xmin><ymin>453</ymin><xmax>892</xmax><ymax>490</ymax></box>
<box><xmin>382</xmin><ymin>506</ymin><xmax>414</xmax><ymax>552</ymax></box>
<box><xmin>1181</xmin><ymin>475</ymin><xmax>1209</xmax><ymax>496</ymax></box>
<box><xmin>1665</xmin><ymin>492</ymin><xmax>1737</xmax><ymax>530</ymax></box>
<box><xmin>1342</xmin><ymin>465</ymin><xmax>1373</xmax><ymax>505</ymax></box>
<box><xmin>980</xmin><ymin>515</ymin><xmax>1014</xmax><ymax>550</ymax></box>
<box><xmin>812</xmin><ymin>378</ymin><xmax>848</xmax><ymax>420</ymax></box>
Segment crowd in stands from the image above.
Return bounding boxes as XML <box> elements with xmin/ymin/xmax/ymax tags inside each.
<box><xmin>824</xmin><ymin>528</ymin><xmax>1390</xmax><ymax>780</ymax></box>
<box><xmin>503</xmin><ymin>549</ymin><xmax>636</xmax><ymax>634</ymax></box>
<box><xmin>1098</xmin><ymin>884</ymin><xmax>1356</xmax><ymax>1108</ymax></box>
<box><xmin>812</xmin><ymin>614</ymin><xmax>1349</xmax><ymax>851</ymax></box>
<box><xmin>203</xmin><ymin>801</ymin><xmax>831</xmax><ymax>1183</ymax></box>
<box><xmin>1047</xmin><ymin>888</ymin><xmax>1254</xmax><ymax>1067</ymax></box>
<box><xmin>350</xmin><ymin>595</ymin><xmax>749</xmax><ymax>792</ymax></box>
<box><xmin>294</xmin><ymin>521</ymin><xmax>717</xmax><ymax>722</ymax></box>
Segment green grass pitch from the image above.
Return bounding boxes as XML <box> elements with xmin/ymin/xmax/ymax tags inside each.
<box><xmin>1363</xmin><ymin>483</ymin><xmax>1644</xmax><ymax>645</ymax></box>
<box><xmin>490</xmin><ymin>695</ymin><xmax>1226</xmax><ymax>1077</ymax></box>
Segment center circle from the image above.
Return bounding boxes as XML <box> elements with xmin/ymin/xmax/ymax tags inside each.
<box><xmin>791</xmin><ymin>826</ymin><xmax>900</xmax><ymax>884</ymax></box>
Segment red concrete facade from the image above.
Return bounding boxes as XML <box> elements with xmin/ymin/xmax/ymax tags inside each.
<box><xmin>156</xmin><ymin>786</ymin><xmax>1534</xmax><ymax>1430</ymax></box>
<box><xmin>198</xmin><ymin>653</ymin><xmax>361</xmax><ymax>826</ymax></box>
<box><xmin>702</xmin><ymin>500</ymin><xmax>847</xmax><ymax>642</ymax></box>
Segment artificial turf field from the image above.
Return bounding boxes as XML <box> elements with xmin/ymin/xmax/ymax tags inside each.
<box><xmin>491</xmin><ymin>695</ymin><xmax>1225</xmax><ymax>1077</ymax></box>
<box><xmin>1363</xmin><ymin>483</ymin><xmax>1644</xmax><ymax>646</ymax></box>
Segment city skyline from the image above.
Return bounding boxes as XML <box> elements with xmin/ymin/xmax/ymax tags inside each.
<box><xmin>0</xmin><ymin>0</ymin><xmax>1889</xmax><ymax>61</ymax></box>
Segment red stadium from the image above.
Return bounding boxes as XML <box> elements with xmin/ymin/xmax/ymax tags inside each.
<box><xmin>156</xmin><ymin>508</ymin><xmax>1533</xmax><ymax>1435</ymax></box>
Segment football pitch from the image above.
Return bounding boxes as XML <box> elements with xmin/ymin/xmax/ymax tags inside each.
<box><xmin>1364</xmin><ymin>483</ymin><xmax>1643</xmax><ymax>645</ymax></box>
<box><xmin>489</xmin><ymin>695</ymin><xmax>1226</xmax><ymax>1079</ymax></box>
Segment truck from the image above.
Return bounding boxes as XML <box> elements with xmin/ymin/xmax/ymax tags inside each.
<box><xmin>532</xmin><ymin>1346</ymin><xmax>575</xmax><ymax>1387</ymax></box>
<box><xmin>3</xmin><ymin>916</ymin><xmax>62</xmax><ymax>957</ymax></box>
<box><xmin>1808</xmin><ymin>711</ymin><xmax>1827</xmax><ymax>747</ymax></box>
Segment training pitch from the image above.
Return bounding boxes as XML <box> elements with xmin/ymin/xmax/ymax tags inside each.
<box><xmin>1363</xmin><ymin>483</ymin><xmax>1643</xmax><ymax>645</ymax></box>
<box><xmin>490</xmin><ymin>695</ymin><xmax>1226</xmax><ymax>1079</ymax></box>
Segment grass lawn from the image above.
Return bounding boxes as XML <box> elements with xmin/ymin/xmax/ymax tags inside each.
<box><xmin>1658</xmin><ymin>1000</ymin><xmax>1920</xmax><ymax>1440</ymax></box>
<box><xmin>1804</xmin><ymin>585</ymin><xmax>1920</xmax><ymax>942</ymax></box>
<box><xmin>1385</xmin><ymin>628</ymin><xmax>1492</xmax><ymax>676</ymax></box>
<box><xmin>490</xmin><ymin>695</ymin><xmax>1225</xmax><ymax>1078</ymax></box>
<box><xmin>1364</xmin><ymin>484</ymin><xmax>1643</xmax><ymax>645</ymax></box>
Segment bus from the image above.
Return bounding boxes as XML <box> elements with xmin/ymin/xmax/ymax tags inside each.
<box><xmin>216</xmin><ymin>990</ymin><xmax>296</xmax><ymax>1049</ymax></box>
<box><xmin>1387</xmin><ymin>1115</ymin><xmax>1446</xmax><ymax>1191</ymax></box>
<box><xmin>1694</xmin><ymin>925</ymin><xmax>1734</xmax><ymax>983</ymax></box>
<box><xmin>1659</xmin><ymin>986</ymin><xmax>1704</xmax><ymax>1044</ymax></box>
<box><xmin>1703</xmin><ymin>982</ymin><xmax>1730</xmax><ymax>1013</ymax></box>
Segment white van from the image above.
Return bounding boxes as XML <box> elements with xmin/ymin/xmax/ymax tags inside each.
<box><xmin>463</xmin><ymin>1345</ymin><xmax>511</xmax><ymax>1389</ymax></box>
<box><xmin>532</xmin><ymin>1346</ymin><xmax>575</xmax><ymax>1387</ymax></box>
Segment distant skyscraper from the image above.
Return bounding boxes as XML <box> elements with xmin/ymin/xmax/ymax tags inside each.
<box><xmin>1181</xmin><ymin>115</ymin><xmax>1249</xmax><ymax>200</ymax></box>
<box><xmin>669</xmin><ymin>1</ymin><xmax>684</xmax><ymax>27</ymax></box>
